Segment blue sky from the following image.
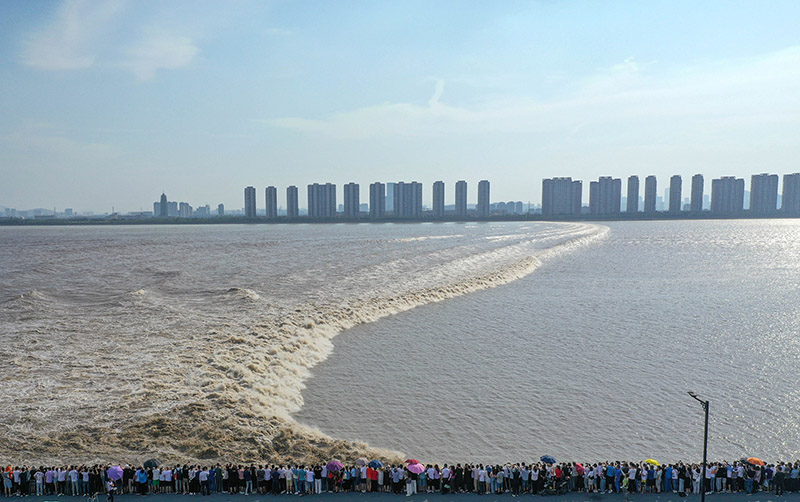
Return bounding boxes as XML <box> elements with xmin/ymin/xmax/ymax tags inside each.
<box><xmin>1</xmin><ymin>0</ymin><xmax>799</xmax><ymax>212</ymax></box>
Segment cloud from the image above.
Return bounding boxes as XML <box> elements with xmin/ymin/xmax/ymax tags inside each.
<box><xmin>263</xmin><ymin>47</ymin><xmax>800</xmax><ymax>144</ymax></box>
<box><xmin>123</xmin><ymin>31</ymin><xmax>199</xmax><ymax>81</ymax></box>
<box><xmin>21</xmin><ymin>0</ymin><xmax>123</xmax><ymax>70</ymax></box>
<box><xmin>1</xmin><ymin>126</ymin><xmax>122</xmax><ymax>160</ymax></box>
<box><xmin>21</xmin><ymin>0</ymin><xmax>199</xmax><ymax>81</ymax></box>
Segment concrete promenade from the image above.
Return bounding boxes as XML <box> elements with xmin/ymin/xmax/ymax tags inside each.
<box><xmin>5</xmin><ymin>493</ymin><xmax>799</xmax><ymax>502</ymax></box>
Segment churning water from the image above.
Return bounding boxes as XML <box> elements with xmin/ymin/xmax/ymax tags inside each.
<box><xmin>0</xmin><ymin>221</ymin><xmax>603</xmax><ymax>463</ymax></box>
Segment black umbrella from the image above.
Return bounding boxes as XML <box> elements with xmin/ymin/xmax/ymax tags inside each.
<box><xmin>144</xmin><ymin>459</ymin><xmax>160</xmax><ymax>468</ymax></box>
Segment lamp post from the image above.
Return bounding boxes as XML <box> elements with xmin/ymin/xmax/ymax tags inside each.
<box><xmin>688</xmin><ymin>392</ymin><xmax>709</xmax><ymax>502</ymax></box>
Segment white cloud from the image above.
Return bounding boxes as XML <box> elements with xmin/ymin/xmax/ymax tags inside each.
<box><xmin>264</xmin><ymin>47</ymin><xmax>800</xmax><ymax>144</ymax></box>
<box><xmin>21</xmin><ymin>0</ymin><xmax>199</xmax><ymax>81</ymax></box>
<box><xmin>1</xmin><ymin>126</ymin><xmax>122</xmax><ymax>160</ymax></box>
<box><xmin>21</xmin><ymin>0</ymin><xmax>123</xmax><ymax>70</ymax></box>
<box><xmin>123</xmin><ymin>31</ymin><xmax>199</xmax><ymax>81</ymax></box>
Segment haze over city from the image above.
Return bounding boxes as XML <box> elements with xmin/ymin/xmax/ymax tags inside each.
<box><xmin>1</xmin><ymin>0</ymin><xmax>799</xmax><ymax>213</ymax></box>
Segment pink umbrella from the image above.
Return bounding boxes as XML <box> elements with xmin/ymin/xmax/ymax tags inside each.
<box><xmin>407</xmin><ymin>463</ymin><xmax>425</xmax><ymax>474</ymax></box>
<box><xmin>326</xmin><ymin>461</ymin><xmax>344</xmax><ymax>472</ymax></box>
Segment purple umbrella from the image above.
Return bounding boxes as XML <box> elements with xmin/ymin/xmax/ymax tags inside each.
<box><xmin>107</xmin><ymin>466</ymin><xmax>124</xmax><ymax>481</ymax></box>
<box><xmin>407</xmin><ymin>463</ymin><xmax>425</xmax><ymax>474</ymax></box>
<box><xmin>355</xmin><ymin>458</ymin><xmax>367</xmax><ymax>466</ymax></box>
<box><xmin>326</xmin><ymin>461</ymin><xmax>344</xmax><ymax>472</ymax></box>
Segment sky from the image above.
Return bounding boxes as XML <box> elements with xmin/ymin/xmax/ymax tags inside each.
<box><xmin>1</xmin><ymin>0</ymin><xmax>799</xmax><ymax>213</ymax></box>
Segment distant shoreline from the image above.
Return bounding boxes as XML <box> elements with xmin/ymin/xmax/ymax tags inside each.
<box><xmin>1</xmin><ymin>213</ymin><xmax>799</xmax><ymax>226</ymax></box>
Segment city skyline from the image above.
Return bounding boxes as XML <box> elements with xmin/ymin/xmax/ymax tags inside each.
<box><xmin>6</xmin><ymin>171</ymin><xmax>800</xmax><ymax>218</ymax></box>
<box><xmin>2</xmin><ymin>2</ymin><xmax>800</xmax><ymax>212</ymax></box>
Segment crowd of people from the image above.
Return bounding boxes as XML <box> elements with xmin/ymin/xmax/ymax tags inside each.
<box><xmin>3</xmin><ymin>461</ymin><xmax>800</xmax><ymax>498</ymax></box>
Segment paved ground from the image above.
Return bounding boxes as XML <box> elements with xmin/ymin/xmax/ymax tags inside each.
<box><xmin>8</xmin><ymin>493</ymin><xmax>799</xmax><ymax>502</ymax></box>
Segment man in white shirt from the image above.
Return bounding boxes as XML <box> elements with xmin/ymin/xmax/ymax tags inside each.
<box><xmin>35</xmin><ymin>470</ymin><xmax>45</xmax><ymax>496</ymax></box>
<box><xmin>69</xmin><ymin>467</ymin><xmax>79</xmax><ymax>496</ymax></box>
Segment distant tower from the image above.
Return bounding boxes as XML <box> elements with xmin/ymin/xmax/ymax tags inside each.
<box><xmin>477</xmin><ymin>180</ymin><xmax>490</xmax><ymax>217</ymax></box>
<box><xmin>159</xmin><ymin>193</ymin><xmax>168</xmax><ymax>217</ymax></box>
<box><xmin>626</xmin><ymin>176</ymin><xmax>639</xmax><ymax>213</ymax></box>
<box><xmin>589</xmin><ymin>176</ymin><xmax>621</xmax><ymax>215</ymax></box>
<box><xmin>711</xmin><ymin>176</ymin><xmax>745</xmax><ymax>214</ymax></box>
<box><xmin>542</xmin><ymin>177</ymin><xmax>582</xmax><ymax>216</ymax></box>
<box><xmin>749</xmin><ymin>173</ymin><xmax>779</xmax><ymax>215</ymax></box>
<box><xmin>265</xmin><ymin>186</ymin><xmax>278</xmax><ymax>219</ymax></box>
<box><xmin>244</xmin><ymin>186</ymin><xmax>257</xmax><ymax>218</ymax></box>
<box><xmin>782</xmin><ymin>173</ymin><xmax>800</xmax><ymax>214</ymax></box>
<box><xmin>343</xmin><ymin>182</ymin><xmax>360</xmax><ymax>219</ymax></box>
<box><xmin>307</xmin><ymin>183</ymin><xmax>336</xmax><ymax>218</ymax></box>
<box><xmin>385</xmin><ymin>182</ymin><xmax>396</xmax><ymax>213</ymax></box>
<box><xmin>432</xmin><ymin>181</ymin><xmax>445</xmax><ymax>217</ymax></box>
<box><xmin>286</xmin><ymin>186</ymin><xmax>299</xmax><ymax>217</ymax></box>
<box><xmin>644</xmin><ymin>175</ymin><xmax>657</xmax><ymax>213</ymax></box>
<box><xmin>217</xmin><ymin>203</ymin><xmax>224</xmax><ymax>217</ymax></box>
<box><xmin>690</xmin><ymin>174</ymin><xmax>704</xmax><ymax>213</ymax></box>
<box><xmin>669</xmin><ymin>175</ymin><xmax>682</xmax><ymax>213</ymax></box>
<box><xmin>455</xmin><ymin>180</ymin><xmax>467</xmax><ymax>217</ymax></box>
<box><xmin>369</xmin><ymin>182</ymin><xmax>385</xmax><ymax>219</ymax></box>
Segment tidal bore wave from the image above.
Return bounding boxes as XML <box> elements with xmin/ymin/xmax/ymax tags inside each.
<box><xmin>0</xmin><ymin>223</ymin><xmax>607</xmax><ymax>465</ymax></box>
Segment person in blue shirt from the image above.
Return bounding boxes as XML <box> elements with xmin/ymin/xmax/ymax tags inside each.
<box><xmin>665</xmin><ymin>466</ymin><xmax>673</xmax><ymax>492</ymax></box>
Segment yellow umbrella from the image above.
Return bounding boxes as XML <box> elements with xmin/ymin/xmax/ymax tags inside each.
<box><xmin>645</xmin><ymin>459</ymin><xmax>661</xmax><ymax>466</ymax></box>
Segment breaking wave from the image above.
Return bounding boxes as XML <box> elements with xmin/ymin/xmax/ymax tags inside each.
<box><xmin>0</xmin><ymin>222</ymin><xmax>607</xmax><ymax>465</ymax></box>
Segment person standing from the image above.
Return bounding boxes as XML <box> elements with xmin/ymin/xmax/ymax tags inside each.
<box><xmin>106</xmin><ymin>478</ymin><xmax>116</xmax><ymax>502</ymax></box>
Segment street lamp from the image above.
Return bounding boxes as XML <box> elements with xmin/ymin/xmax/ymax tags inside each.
<box><xmin>688</xmin><ymin>392</ymin><xmax>709</xmax><ymax>502</ymax></box>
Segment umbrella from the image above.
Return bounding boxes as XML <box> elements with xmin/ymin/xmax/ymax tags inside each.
<box><xmin>645</xmin><ymin>459</ymin><xmax>661</xmax><ymax>466</ymax></box>
<box><xmin>355</xmin><ymin>458</ymin><xmax>367</xmax><ymax>466</ymax></box>
<box><xmin>575</xmin><ymin>463</ymin><xmax>585</xmax><ymax>475</ymax></box>
<box><xmin>143</xmin><ymin>459</ymin><xmax>160</xmax><ymax>469</ymax></box>
<box><xmin>540</xmin><ymin>455</ymin><xmax>556</xmax><ymax>464</ymax></box>
<box><xmin>746</xmin><ymin>457</ymin><xmax>765</xmax><ymax>466</ymax></box>
<box><xmin>405</xmin><ymin>459</ymin><xmax>420</xmax><ymax>464</ymax></box>
<box><xmin>107</xmin><ymin>466</ymin><xmax>123</xmax><ymax>481</ymax></box>
<box><xmin>407</xmin><ymin>463</ymin><xmax>425</xmax><ymax>474</ymax></box>
<box><xmin>368</xmin><ymin>460</ymin><xmax>383</xmax><ymax>469</ymax></box>
<box><xmin>326</xmin><ymin>461</ymin><xmax>344</xmax><ymax>472</ymax></box>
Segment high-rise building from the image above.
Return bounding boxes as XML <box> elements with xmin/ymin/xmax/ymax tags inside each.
<box><xmin>515</xmin><ymin>201</ymin><xmax>524</xmax><ymax>214</ymax></box>
<box><xmin>589</xmin><ymin>176</ymin><xmax>621</xmax><ymax>215</ymax></box>
<box><xmin>307</xmin><ymin>183</ymin><xmax>336</xmax><ymax>218</ymax></box>
<box><xmin>244</xmin><ymin>186</ymin><xmax>256</xmax><ymax>218</ymax></box>
<box><xmin>711</xmin><ymin>176</ymin><xmax>745</xmax><ymax>214</ymax></box>
<box><xmin>385</xmin><ymin>183</ymin><xmax>396</xmax><ymax>213</ymax></box>
<box><xmin>217</xmin><ymin>203</ymin><xmax>224</xmax><ymax>216</ymax></box>
<box><xmin>455</xmin><ymin>180</ymin><xmax>467</xmax><ymax>217</ymax></box>
<box><xmin>782</xmin><ymin>173</ymin><xmax>800</xmax><ymax>214</ymax></box>
<box><xmin>286</xmin><ymin>186</ymin><xmax>299</xmax><ymax>217</ymax></box>
<box><xmin>265</xmin><ymin>186</ymin><xmax>278</xmax><ymax>219</ymax></box>
<box><xmin>626</xmin><ymin>176</ymin><xmax>639</xmax><ymax>213</ymax></box>
<box><xmin>749</xmin><ymin>173</ymin><xmax>779</xmax><ymax>215</ymax></box>
<box><xmin>343</xmin><ymin>182</ymin><xmax>360</xmax><ymax>219</ymax></box>
<box><xmin>369</xmin><ymin>182</ymin><xmax>385</xmax><ymax>219</ymax></box>
<box><xmin>167</xmin><ymin>201</ymin><xmax>178</xmax><ymax>217</ymax></box>
<box><xmin>179</xmin><ymin>202</ymin><xmax>193</xmax><ymax>218</ymax></box>
<box><xmin>644</xmin><ymin>176</ymin><xmax>657</xmax><ymax>213</ymax></box>
<box><xmin>432</xmin><ymin>181</ymin><xmax>445</xmax><ymax>217</ymax></box>
<box><xmin>690</xmin><ymin>174</ymin><xmax>704</xmax><ymax>213</ymax></box>
<box><xmin>542</xmin><ymin>177</ymin><xmax>582</xmax><ymax>215</ymax></box>
<box><xmin>159</xmin><ymin>193</ymin><xmax>168</xmax><ymax>217</ymax></box>
<box><xmin>477</xmin><ymin>180</ymin><xmax>490</xmax><ymax>217</ymax></box>
<box><xmin>153</xmin><ymin>202</ymin><xmax>161</xmax><ymax>217</ymax></box>
<box><xmin>669</xmin><ymin>175</ymin><xmax>682</xmax><ymax>213</ymax></box>
<box><xmin>393</xmin><ymin>181</ymin><xmax>423</xmax><ymax>218</ymax></box>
